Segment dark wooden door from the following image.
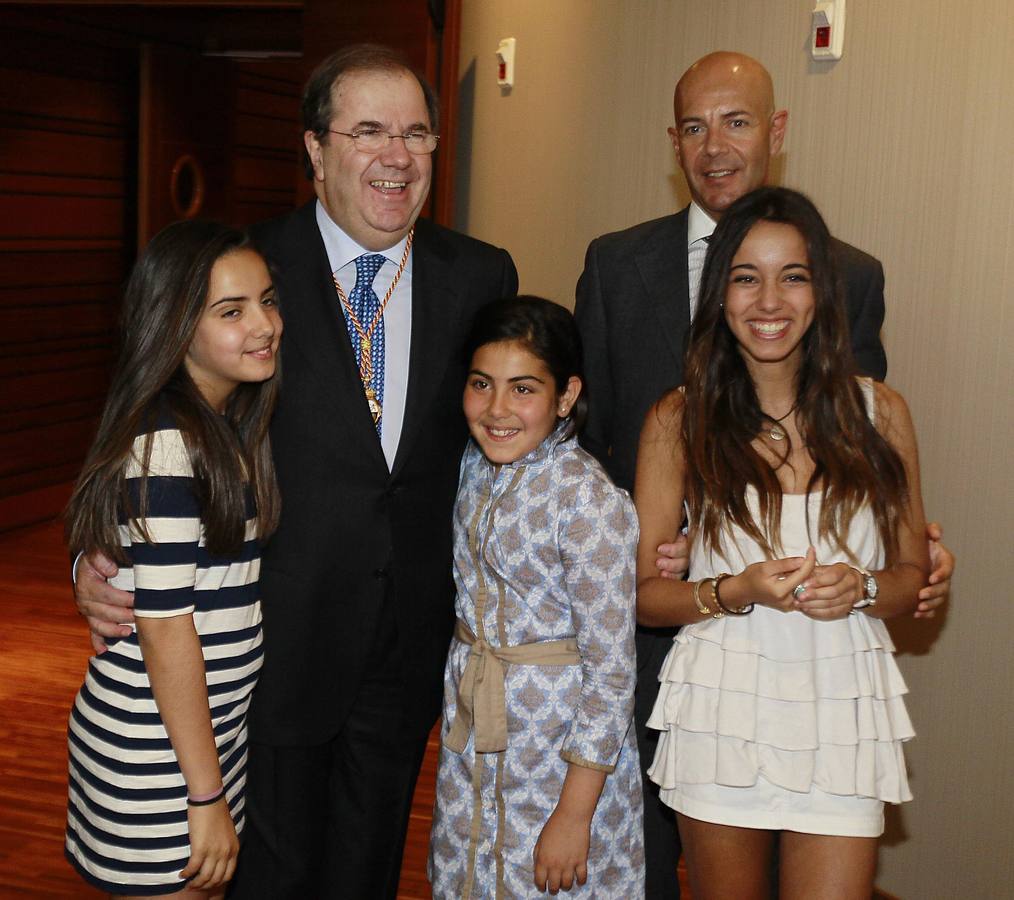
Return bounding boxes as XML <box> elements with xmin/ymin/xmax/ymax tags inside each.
<box><xmin>137</xmin><ymin>44</ymin><xmax>232</xmax><ymax>246</ymax></box>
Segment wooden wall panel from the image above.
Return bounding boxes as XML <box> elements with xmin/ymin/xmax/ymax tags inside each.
<box><xmin>0</xmin><ymin>419</ymin><xmax>101</xmax><ymax>479</ymax></box>
<box><xmin>139</xmin><ymin>50</ymin><xmax>305</xmax><ymax>236</ymax></box>
<box><xmin>1</xmin><ymin>65</ymin><xmax>127</xmax><ymax>124</ymax></box>
<box><xmin>0</xmin><ymin>249</ymin><xmax>123</xmax><ymax>296</ymax></box>
<box><xmin>0</xmin><ymin>194</ymin><xmax>125</xmax><ymax>241</ymax></box>
<box><xmin>0</xmin><ymin>21</ymin><xmax>133</xmax><ymax>530</ymax></box>
<box><xmin>2</xmin><ymin>367</ymin><xmax>111</xmax><ymax>413</ymax></box>
<box><xmin>301</xmin><ymin>0</ymin><xmax>434</xmax><ymax>74</ymax></box>
<box><xmin>0</xmin><ymin>347</ymin><xmax>111</xmax><ymax>378</ymax></box>
<box><xmin>137</xmin><ymin>44</ymin><xmax>232</xmax><ymax>244</ymax></box>
<box><xmin>230</xmin><ymin>60</ymin><xmax>304</xmax><ymax>226</ymax></box>
<box><xmin>234</xmin><ymin>105</ymin><xmax>300</xmax><ymax>151</ymax></box>
<box><xmin>0</xmin><ymin>128</ymin><xmax>128</xmax><ymax>179</ymax></box>
<box><xmin>0</xmin><ymin>303</ymin><xmax>116</xmax><ymax>344</ymax></box>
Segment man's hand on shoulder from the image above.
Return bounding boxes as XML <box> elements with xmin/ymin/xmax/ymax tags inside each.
<box><xmin>76</xmin><ymin>552</ymin><xmax>135</xmax><ymax>653</ymax></box>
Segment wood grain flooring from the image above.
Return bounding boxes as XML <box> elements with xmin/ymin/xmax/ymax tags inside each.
<box><xmin>0</xmin><ymin>519</ymin><xmax>444</xmax><ymax>898</ymax></box>
<box><xmin>0</xmin><ymin>520</ymin><xmax>685</xmax><ymax>898</ymax></box>
<box><xmin>0</xmin><ymin>520</ymin><xmax>104</xmax><ymax>896</ymax></box>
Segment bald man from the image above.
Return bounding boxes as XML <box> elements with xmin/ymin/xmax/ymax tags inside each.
<box><xmin>574</xmin><ymin>51</ymin><xmax>953</xmax><ymax>897</ymax></box>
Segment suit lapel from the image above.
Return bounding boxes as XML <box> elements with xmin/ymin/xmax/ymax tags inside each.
<box><xmin>635</xmin><ymin>209</ymin><xmax>690</xmax><ymax>366</ymax></box>
<box><xmin>391</xmin><ymin>221</ymin><xmax>459</xmax><ymax>478</ymax></box>
<box><xmin>275</xmin><ymin>204</ymin><xmax>388</xmax><ymax>469</ymax></box>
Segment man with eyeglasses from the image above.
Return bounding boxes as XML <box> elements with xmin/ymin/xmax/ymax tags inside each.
<box><xmin>74</xmin><ymin>44</ymin><xmax>517</xmax><ymax>898</ymax></box>
<box><xmin>574</xmin><ymin>50</ymin><xmax>955</xmax><ymax>898</ymax></box>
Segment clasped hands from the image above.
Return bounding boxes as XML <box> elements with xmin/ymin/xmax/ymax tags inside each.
<box><xmin>733</xmin><ymin>548</ymin><xmax>861</xmax><ymax>621</ymax></box>
<box><xmin>655</xmin><ymin>521</ymin><xmax>954</xmax><ymax>619</ymax></box>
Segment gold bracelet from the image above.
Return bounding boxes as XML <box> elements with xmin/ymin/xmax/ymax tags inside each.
<box><xmin>695</xmin><ymin>578</ymin><xmax>723</xmax><ymax>618</ymax></box>
<box><xmin>713</xmin><ymin>573</ymin><xmax>754</xmax><ymax>616</ymax></box>
<box><xmin>692</xmin><ymin>579</ymin><xmax>715</xmax><ymax>617</ymax></box>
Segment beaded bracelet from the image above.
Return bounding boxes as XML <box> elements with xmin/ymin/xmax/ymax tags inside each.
<box><xmin>713</xmin><ymin>573</ymin><xmax>754</xmax><ymax>616</ymax></box>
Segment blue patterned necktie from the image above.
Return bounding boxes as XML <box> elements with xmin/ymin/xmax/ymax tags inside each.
<box><xmin>340</xmin><ymin>253</ymin><xmax>387</xmax><ymax>434</ymax></box>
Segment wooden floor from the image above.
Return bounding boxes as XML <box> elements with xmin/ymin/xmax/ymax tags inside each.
<box><xmin>0</xmin><ymin>520</ymin><xmax>685</xmax><ymax>898</ymax></box>
<box><xmin>0</xmin><ymin>520</ymin><xmax>105</xmax><ymax>896</ymax></box>
<box><xmin>0</xmin><ymin>519</ymin><xmax>440</xmax><ymax>897</ymax></box>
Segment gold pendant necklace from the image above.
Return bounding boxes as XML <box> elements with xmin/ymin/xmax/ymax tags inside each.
<box><xmin>332</xmin><ymin>230</ymin><xmax>414</xmax><ymax>424</ymax></box>
<box><xmin>365</xmin><ymin>390</ymin><xmax>382</xmax><ymax>421</ymax></box>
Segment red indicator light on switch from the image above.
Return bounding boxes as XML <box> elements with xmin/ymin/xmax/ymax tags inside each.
<box><xmin>815</xmin><ymin>26</ymin><xmax>831</xmax><ymax>48</ymax></box>
<box><xmin>498</xmin><ymin>61</ymin><xmax>506</xmax><ymax>80</ymax></box>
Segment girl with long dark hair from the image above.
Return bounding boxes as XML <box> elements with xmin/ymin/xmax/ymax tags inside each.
<box><xmin>63</xmin><ymin>221</ymin><xmax>281</xmax><ymax>897</ymax></box>
<box><xmin>635</xmin><ymin>188</ymin><xmax>927</xmax><ymax>899</ymax></box>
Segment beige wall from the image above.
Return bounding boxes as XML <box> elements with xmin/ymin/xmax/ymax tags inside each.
<box><xmin>456</xmin><ymin>2</ymin><xmax>1014</xmax><ymax>897</ymax></box>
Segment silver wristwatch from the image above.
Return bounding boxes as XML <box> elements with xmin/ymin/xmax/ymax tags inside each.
<box><xmin>852</xmin><ymin>570</ymin><xmax>879</xmax><ymax>609</ymax></box>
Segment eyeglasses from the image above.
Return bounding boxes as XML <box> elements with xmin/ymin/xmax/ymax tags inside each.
<box><xmin>328</xmin><ymin>129</ymin><xmax>440</xmax><ymax>155</ymax></box>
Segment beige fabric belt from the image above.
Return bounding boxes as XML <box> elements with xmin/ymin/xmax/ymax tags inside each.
<box><xmin>444</xmin><ymin>618</ymin><xmax>580</xmax><ymax>754</ymax></box>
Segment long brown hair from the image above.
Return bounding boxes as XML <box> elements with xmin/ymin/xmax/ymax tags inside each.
<box><xmin>682</xmin><ymin>187</ymin><xmax>907</xmax><ymax>563</ymax></box>
<box><xmin>65</xmin><ymin>220</ymin><xmax>281</xmax><ymax>561</ymax></box>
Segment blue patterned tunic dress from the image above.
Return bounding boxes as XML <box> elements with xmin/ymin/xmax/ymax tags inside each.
<box><xmin>65</xmin><ymin>423</ymin><xmax>263</xmax><ymax>894</ymax></box>
<box><xmin>429</xmin><ymin>427</ymin><xmax>644</xmax><ymax>899</ymax></box>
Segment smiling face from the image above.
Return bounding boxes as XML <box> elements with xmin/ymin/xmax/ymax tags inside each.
<box><xmin>463</xmin><ymin>340</ymin><xmax>582</xmax><ymax>465</ymax></box>
<box><xmin>304</xmin><ymin>68</ymin><xmax>432</xmax><ymax>251</ymax></box>
<box><xmin>185</xmin><ymin>249</ymin><xmax>281</xmax><ymax>412</ymax></box>
<box><xmin>724</xmin><ymin>220</ymin><xmax>815</xmax><ymax>372</ymax></box>
<box><xmin>669</xmin><ymin>53</ymin><xmax>787</xmax><ymax>221</ymax></box>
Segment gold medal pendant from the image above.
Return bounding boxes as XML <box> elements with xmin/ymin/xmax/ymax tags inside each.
<box><xmin>331</xmin><ymin>231</ymin><xmax>414</xmax><ymax>434</ymax></box>
<box><xmin>365</xmin><ymin>388</ymin><xmax>382</xmax><ymax>424</ymax></box>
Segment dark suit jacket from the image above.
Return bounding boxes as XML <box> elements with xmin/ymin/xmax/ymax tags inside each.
<box><xmin>575</xmin><ymin>206</ymin><xmax>887</xmax><ymax>497</ymax></box>
<box><xmin>574</xmin><ymin>207</ymin><xmax>887</xmax><ymax>688</ymax></box>
<box><xmin>249</xmin><ymin>202</ymin><xmax>518</xmax><ymax>746</ymax></box>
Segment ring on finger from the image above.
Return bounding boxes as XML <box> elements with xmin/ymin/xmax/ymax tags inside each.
<box><xmin>792</xmin><ymin>583</ymin><xmax>807</xmax><ymax>600</ymax></box>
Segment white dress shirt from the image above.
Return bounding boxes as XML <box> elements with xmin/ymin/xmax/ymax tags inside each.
<box><xmin>315</xmin><ymin>201</ymin><xmax>412</xmax><ymax>470</ymax></box>
<box><xmin>686</xmin><ymin>201</ymin><xmax>718</xmax><ymax>322</ymax></box>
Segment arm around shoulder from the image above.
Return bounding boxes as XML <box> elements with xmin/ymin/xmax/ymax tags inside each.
<box><xmin>863</xmin><ymin>382</ymin><xmax>930</xmax><ymax>618</ymax></box>
<box><xmin>633</xmin><ymin>391</ymin><xmax>701</xmax><ymax>627</ymax></box>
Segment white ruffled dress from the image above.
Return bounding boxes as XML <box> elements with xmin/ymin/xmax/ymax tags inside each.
<box><xmin>647</xmin><ymin>447</ymin><xmax>914</xmax><ymax>837</ymax></box>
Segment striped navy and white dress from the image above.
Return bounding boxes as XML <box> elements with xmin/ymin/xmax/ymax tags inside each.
<box><xmin>65</xmin><ymin>423</ymin><xmax>263</xmax><ymax>895</ymax></box>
